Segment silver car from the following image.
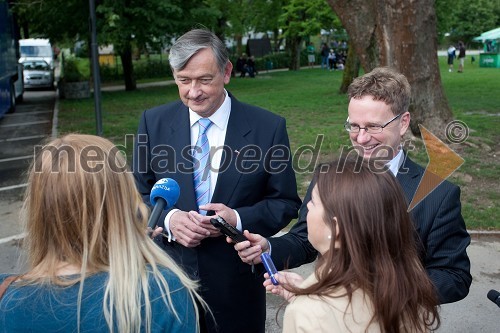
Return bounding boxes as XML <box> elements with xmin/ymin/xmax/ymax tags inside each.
<box><xmin>22</xmin><ymin>60</ymin><xmax>54</xmax><ymax>89</ymax></box>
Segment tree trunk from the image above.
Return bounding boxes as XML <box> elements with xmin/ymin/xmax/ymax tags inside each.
<box><xmin>327</xmin><ymin>0</ymin><xmax>378</xmax><ymax>70</ymax></box>
<box><xmin>327</xmin><ymin>0</ymin><xmax>453</xmax><ymax>138</ymax></box>
<box><xmin>339</xmin><ymin>45</ymin><xmax>360</xmax><ymax>94</ymax></box>
<box><xmin>120</xmin><ymin>42</ymin><xmax>136</xmax><ymax>91</ymax></box>
<box><xmin>288</xmin><ymin>36</ymin><xmax>302</xmax><ymax>70</ymax></box>
<box><xmin>235</xmin><ymin>34</ymin><xmax>243</xmax><ymax>55</ymax></box>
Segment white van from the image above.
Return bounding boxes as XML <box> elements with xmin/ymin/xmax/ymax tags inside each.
<box><xmin>19</xmin><ymin>38</ymin><xmax>54</xmax><ymax>69</ymax></box>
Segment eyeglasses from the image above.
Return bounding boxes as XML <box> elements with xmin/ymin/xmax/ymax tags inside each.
<box><xmin>344</xmin><ymin>113</ymin><xmax>402</xmax><ymax>134</ymax></box>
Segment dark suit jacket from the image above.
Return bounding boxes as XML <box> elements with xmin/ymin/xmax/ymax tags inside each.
<box><xmin>133</xmin><ymin>92</ymin><xmax>301</xmax><ymax>333</ymax></box>
<box><xmin>270</xmin><ymin>155</ymin><xmax>472</xmax><ymax>304</ymax></box>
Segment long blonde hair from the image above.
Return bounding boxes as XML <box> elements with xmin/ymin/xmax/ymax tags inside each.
<box><xmin>21</xmin><ymin>134</ymin><xmax>204</xmax><ymax>332</ymax></box>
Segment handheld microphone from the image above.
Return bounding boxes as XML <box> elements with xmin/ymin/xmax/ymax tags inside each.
<box><xmin>487</xmin><ymin>289</ymin><xmax>500</xmax><ymax>308</ymax></box>
<box><xmin>147</xmin><ymin>178</ymin><xmax>180</xmax><ymax>230</ymax></box>
<box><xmin>261</xmin><ymin>253</ymin><xmax>279</xmax><ymax>285</ymax></box>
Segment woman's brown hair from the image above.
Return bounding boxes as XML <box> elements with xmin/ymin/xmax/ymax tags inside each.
<box><xmin>288</xmin><ymin>157</ymin><xmax>439</xmax><ymax>332</ymax></box>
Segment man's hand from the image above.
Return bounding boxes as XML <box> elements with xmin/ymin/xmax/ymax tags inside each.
<box><xmin>200</xmin><ymin>203</ymin><xmax>237</xmax><ymax>227</ymax></box>
<box><xmin>170</xmin><ymin>211</ymin><xmax>211</xmax><ymax>247</ymax></box>
<box><xmin>230</xmin><ymin>230</ymin><xmax>269</xmax><ymax>264</ymax></box>
<box><xmin>188</xmin><ymin>210</ymin><xmax>221</xmax><ymax>237</ymax></box>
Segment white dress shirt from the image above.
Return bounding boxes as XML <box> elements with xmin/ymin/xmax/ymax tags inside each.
<box><xmin>386</xmin><ymin>148</ymin><xmax>404</xmax><ymax>177</ymax></box>
<box><xmin>164</xmin><ymin>90</ymin><xmax>243</xmax><ymax>241</ymax></box>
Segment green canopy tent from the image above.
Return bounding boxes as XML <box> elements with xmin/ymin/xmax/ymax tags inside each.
<box><xmin>473</xmin><ymin>27</ymin><xmax>500</xmax><ymax>42</ymax></box>
<box><xmin>473</xmin><ymin>27</ymin><xmax>500</xmax><ymax>68</ymax></box>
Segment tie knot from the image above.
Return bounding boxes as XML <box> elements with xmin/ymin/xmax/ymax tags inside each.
<box><xmin>198</xmin><ymin>118</ymin><xmax>213</xmax><ymax>135</ymax></box>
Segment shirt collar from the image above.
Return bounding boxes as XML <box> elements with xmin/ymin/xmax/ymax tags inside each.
<box><xmin>386</xmin><ymin>148</ymin><xmax>404</xmax><ymax>176</ymax></box>
<box><xmin>189</xmin><ymin>89</ymin><xmax>231</xmax><ymax>130</ymax></box>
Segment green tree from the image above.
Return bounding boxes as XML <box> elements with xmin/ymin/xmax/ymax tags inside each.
<box><xmin>14</xmin><ymin>0</ymin><xmax>88</xmax><ymax>41</ymax></box>
<box><xmin>13</xmin><ymin>0</ymin><xmax>198</xmax><ymax>91</ymax></box>
<box><xmin>436</xmin><ymin>0</ymin><xmax>500</xmax><ymax>45</ymax></box>
<box><xmin>195</xmin><ymin>0</ymin><xmax>287</xmax><ymax>55</ymax></box>
<box><xmin>435</xmin><ymin>0</ymin><xmax>455</xmax><ymax>42</ymax></box>
<box><xmin>249</xmin><ymin>0</ymin><xmax>288</xmax><ymax>52</ymax></box>
<box><xmin>96</xmin><ymin>0</ymin><xmax>186</xmax><ymax>90</ymax></box>
<box><xmin>200</xmin><ymin>0</ymin><xmax>254</xmax><ymax>53</ymax></box>
<box><xmin>280</xmin><ymin>0</ymin><xmax>338</xmax><ymax>70</ymax></box>
<box><xmin>449</xmin><ymin>0</ymin><xmax>499</xmax><ymax>43</ymax></box>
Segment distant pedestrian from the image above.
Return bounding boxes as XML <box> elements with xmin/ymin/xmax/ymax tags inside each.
<box><xmin>247</xmin><ymin>55</ymin><xmax>256</xmax><ymax>78</ymax></box>
<box><xmin>236</xmin><ymin>53</ymin><xmax>248</xmax><ymax>77</ymax></box>
<box><xmin>327</xmin><ymin>49</ymin><xmax>336</xmax><ymax>71</ymax></box>
<box><xmin>320</xmin><ymin>43</ymin><xmax>329</xmax><ymax>70</ymax></box>
<box><xmin>307</xmin><ymin>42</ymin><xmax>316</xmax><ymax>68</ymax></box>
<box><xmin>447</xmin><ymin>45</ymin><xmax>456</xmax><ymax>72</ymax></box>
<box><xmin>336</xmin><ymin>51</ymin><xmax>346</xmax><ymax>70</ymax></box>
<box><xmin>457</xmin><ymin>41</ymin><xmax>466</xmax><ymax>73</ymax></box>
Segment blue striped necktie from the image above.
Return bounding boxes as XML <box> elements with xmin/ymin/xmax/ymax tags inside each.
<box><xmin>193</xmin><ymin>118</ymin><xmax>213</xmax><ymax>214</ymax></box>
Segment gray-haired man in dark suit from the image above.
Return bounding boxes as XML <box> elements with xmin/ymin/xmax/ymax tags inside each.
<box><xmin>133</xmin><ymin>29</ymin><xmax>301</xmax><ymax>332</ymax></box>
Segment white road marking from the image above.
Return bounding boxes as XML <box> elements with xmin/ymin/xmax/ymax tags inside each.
<box><xmin>0</xmin><ymin>134</ymin><xmax>46</xmax><ymax>143</ymax></box>
<box><xmin>0</xmin><ymin>156</ymin><xmax>32</xmax><ymax>163</ymax></box>
<box><xmin>0</xmin><ymin>183</ymin><xmax>28</xmax><ymax>192</ymax></box>
<box><xmin>0</xmin><ymin>233</ymin><xmax>25</xmax><ymax>245</ymax></box>
<box><xmin>0</xmin><ymin>120</ymin><xmax>50</xmax><ymax>128</ymax></box>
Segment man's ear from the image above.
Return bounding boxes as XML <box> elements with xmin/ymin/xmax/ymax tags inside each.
<box><xmin>224</xmin><ymin>62</ymin><xmax>233</xmax><ymax>84</ymax></box>
<box><xmin>399</xmin><ymin>111</ymin><xmax>411</xmax><ymax>137</ymax></box>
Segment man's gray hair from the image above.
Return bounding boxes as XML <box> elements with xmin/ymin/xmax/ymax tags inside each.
<box><xmin>169</xmin><ymin>29</ymin><xmax>229</xmax><ymax>74</ymax></box>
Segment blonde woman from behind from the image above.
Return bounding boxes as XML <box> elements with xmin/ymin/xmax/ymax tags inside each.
<box><xmin>0</xmin><ymin>134</ymin><xmax>205</xmax><ymax>333</ymax></box>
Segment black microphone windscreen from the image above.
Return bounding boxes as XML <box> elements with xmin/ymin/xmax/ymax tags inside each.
<box><xmin>487</xmin><ymin>289</ymin><xmax>500</xmax><ymax>302</ymax></box>
<box><xmin>487</xmin><ymin>289</ymin><xmax>500</xmax><ymax>308</ymax></box>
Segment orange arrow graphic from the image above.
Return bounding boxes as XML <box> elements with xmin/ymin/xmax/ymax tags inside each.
<box><xmin>408</xmin><ymin>125</ymin><xmax>464</xmax><ymax>211</ymax></box>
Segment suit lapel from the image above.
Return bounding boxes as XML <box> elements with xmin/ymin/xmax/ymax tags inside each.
<box><xmin>396</xmin><ymin>155</ymin><xmax>422</xmax><ymax>204</ymax></box>
<box><xmin>162</xmin><ymin>104</ymin><xmax>198</xmax><ymax>209</ymax></box>
<box><xmin>211</xmin><ymin>96</ymin><xmax>251</xmax><ymax>205</ymax></box>
<box><xmin>396</xmin><ymin>155</ymin><xmax>427</xmax><ymax>236</ymax></box>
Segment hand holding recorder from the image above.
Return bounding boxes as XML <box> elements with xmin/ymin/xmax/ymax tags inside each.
<box><xmin>231</xmin><ymin>230</ymin><xmax>269</xmax><ymax>264</ymax></box>
<box><xmin>210</xmin><ymin>216</ymin><xmax>247</xmax><ymax>243</ymax></box>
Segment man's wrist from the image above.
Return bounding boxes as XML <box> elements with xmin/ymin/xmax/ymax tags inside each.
<box><xmin>233</xmin><ymin>209</ymin><xmax>242</xmax><ymax>231</ymax></box>
<box><xmin>265</xmin><ymin>239</ymin><xmax>272</xmax><ymax>255</ymax></box>
<box><xmin>165</xmin><ymin>209</ymin><xmax>179</xmax><ymax>242</ymax></box>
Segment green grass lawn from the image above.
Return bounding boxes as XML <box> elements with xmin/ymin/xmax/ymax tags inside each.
<box><xmin>58</xmin><ymin>57</ymin><xmax>500</xmax><ymax>230</ymax></box>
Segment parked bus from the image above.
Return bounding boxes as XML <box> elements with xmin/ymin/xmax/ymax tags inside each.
<box><xmin>0</xmin><ymin>0</ymin><xmax>23</xmax><ymax>117</ymax></box>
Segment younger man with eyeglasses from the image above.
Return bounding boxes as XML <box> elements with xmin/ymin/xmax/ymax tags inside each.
<box><xmin>234</xmin><ymin>67</ymin><xmax>471</xmax><ymax>304</ymax></box>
